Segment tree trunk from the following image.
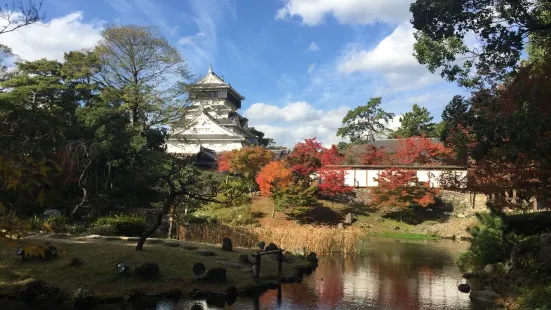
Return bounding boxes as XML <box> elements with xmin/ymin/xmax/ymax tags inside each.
<box><xmin>70</xmin><ymin>188</ymin><xmax>87</xmax><ymax>219</ymax></box>
<box><xmin>272</xmin><ymin>206</ymin><xmax>276</xmax><ymax>218</ymax></box>
<box><xmin>136</xmin><ymin>196</ymin><xmax>173</xmax><ymax>251</ymax></box>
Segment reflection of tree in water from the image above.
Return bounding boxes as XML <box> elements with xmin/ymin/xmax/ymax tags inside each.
<box><xmin>257</xmin><ymin>241</ymin><xmax>464</xmax><ymax>310</ymax></box>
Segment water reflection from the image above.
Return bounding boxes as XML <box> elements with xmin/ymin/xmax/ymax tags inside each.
<box><xmin>173</xmin><ymin>239</ymin><xmax>485</xmax><ymax>310</ymax></box>
<box><xmin>0</xmin><ymin>239</ymin><xmax>487</xmax><ymax>310</ymax></box>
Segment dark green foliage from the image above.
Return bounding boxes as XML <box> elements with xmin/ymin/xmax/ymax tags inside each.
<box><xmin>273</xmin><ymin>181</ymin><xmax>317</xmax><ymax>219</ymax></box>
<box><xmin>503</xmin><ymin>211</ymin><xmax>551</xmax><ymax>236</ymax></box>
<box><xmin>459</xmin><ymin>204</ymin><xmax>546</xmax><ymax>271</ymax></box>
<box><xmin>248</xmin><ymin>127</ymin><xmax>275</xmax><ymax>147</ymax></box>
<box><xmin>390</xmin><ymin>104</ymin><xmax>436</xmax><ymax>138</ymax></box>
<box><xmin>337</xmin><ymin>97</ymin><xmax>395</xmax><ymax>143</ymax></box>
<box><xmin>92</xmin><ymin>215</ymin><xmax>147</xmax><ymax>237</ymax></box>
<box><xmin>410</xmin><ymin>0</ymin><xmax>551</xmax><ymax>86</ymax></box>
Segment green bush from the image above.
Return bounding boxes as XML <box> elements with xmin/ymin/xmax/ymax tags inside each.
<box><xmin>517</xmin><ymin>284</ymin><xmax>551</xmax><ymax>310</ymax></box>
<box><xmin>192</xmin><ymin>204</ymin><xmax>255</xmax><ymax>226</ymax></box>
<box><xmin>218</xmin><ymin>176</ymin><xmax>251</xmax><ymax>206</ymax></box>
<box><xmin>66</xmin><ymin>224</ymin><xmax>88</xmax><ymax>235</ymax></box>
<box><xmin>88</xmin><ymin>223</ymin><xmax>116</xmax><ymax>236</ymax></box>
<box><xmin>92</xmin><ymin>215</ymin><xmax>147</xmax><ymax>237</ymax></box>
<box><xmin>45</xmin><ymin>216</ymin><xmax>68</xmax><ymax>233</ymax></box>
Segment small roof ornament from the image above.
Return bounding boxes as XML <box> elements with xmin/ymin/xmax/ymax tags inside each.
<box><xmin>208</xmin><ymin>63</ymin><xmax>213</xmax><ymax>73</ymax></box>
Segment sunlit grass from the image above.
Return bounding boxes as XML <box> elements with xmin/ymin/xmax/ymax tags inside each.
<box><xmin>0</xmin><ymin>239</ymin><xmax>308</xmax><ymax>298</ymax></box>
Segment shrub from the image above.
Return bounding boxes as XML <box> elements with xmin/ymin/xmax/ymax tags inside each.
<box><xmin>45</xmin><ymin>216</ymin><xmax>68</xmax><ymax>233</ymax></box>
<box><xmin>66</xmin><ymin>224</ymin><xmax>88</xmax><ymax>235</ymax></box>
<box><xmin>92</xmin><ymin>215</ymin><xmax>147</xmax><ymax>237</ymax></box>
<box><xmin>218</xmin><ymin>176</ymin><xmax>251</xmax><ymax>206</ymax></box>
<box><xmin>88</xmin><ymin>223</ymin><xmax>116</xmax><ymax>236</ymax></box>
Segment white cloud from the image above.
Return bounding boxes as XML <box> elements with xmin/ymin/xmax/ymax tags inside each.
<box><xmin>0</xmin><ymin>12</ymin><xmax>104</xmax><ymax>61</ymax></box>
<box><xmin>244</xmin><ymin>101</ymin><xmax>349</xmax><ymax>147</ymax></box>
<box><xmin>337</xmin><ymin>22</ymin><xmax>439</xmax><ymax>90</ymax></box>
<box><xmin>308</xmin><ymin>41</ymin><xmax>320</xmax><ymax>51</ymax></box>
<box><xmin>307</xmin><ymin>63</ymin><xmax>317</xmax><ymax>74</ymax></box>
<box><xmin>276</xmin><ymin>0</ymin><xmax>411</xmax><ymax>26</ymax></box>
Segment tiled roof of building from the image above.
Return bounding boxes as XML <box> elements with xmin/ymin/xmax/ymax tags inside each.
<box><xmin>349</xmin><ymin>138</ymin><xmax>441</xmax><ymax>154</ymax></box>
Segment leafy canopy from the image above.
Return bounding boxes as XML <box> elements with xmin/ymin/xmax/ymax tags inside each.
<box><xmin>337</xmin><ymin>97</ymin><xmax>394</xmax><ymax>143</ymax></box>
<box><xmin>391</xmin><ymin>104</ymin><xmax>436</xmax><ymax>138</ymax></box>
<box><xmin>411</xmin><ymin>0</ymin><xmax>551</xmax><ymax>86</ymax></box>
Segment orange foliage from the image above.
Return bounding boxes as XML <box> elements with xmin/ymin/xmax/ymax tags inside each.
<box><xmin>217</xmin><ymin>146</ymin><xmax>272</xmax><ymax>181</ymax></box>
<box><xmin>256</xmin><ymin>161</ymin><xmax>294</xmax><ymax>196</ymax></box>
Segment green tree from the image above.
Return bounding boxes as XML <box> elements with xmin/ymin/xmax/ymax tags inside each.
<box><xmin>391</xmin><ymin>104</ymin><xmax>436</xmax><ymax>138</ymax></box>
<box><xmin>95</xmin><ymin>25</ymin><xmax>192</xmax><ymax>131</ymax></box>
<box><xmin>410</xmin><ymin>0</ymin><xmax>551</xmax><ymax>87</ymax></box>
<box><xmin>337</xmin><ymin>97</ymin><xmax>394</xmax><ymax>143</ymax></box>
<box><xmin>249</xmin><ymin>126</ymin><xmax>275</xmax><ymax>147</ymax></box>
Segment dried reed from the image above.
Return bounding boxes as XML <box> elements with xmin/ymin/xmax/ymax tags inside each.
<box><xmin>178</xmin><ymin>224</ymin><xmax>361</xmax><ymax>255</ymax></box>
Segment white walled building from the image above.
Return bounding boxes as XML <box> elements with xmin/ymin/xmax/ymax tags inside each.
<box><xmin>166</xmin><ymin>66</ymin><xmax>258</xmax><ymax>154</ymax></box>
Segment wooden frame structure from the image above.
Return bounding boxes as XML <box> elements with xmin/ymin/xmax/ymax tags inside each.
<box><xmin>251</xmin><ymin>249</ymin><xmax>284</xmax><ymax>279</ymax></box>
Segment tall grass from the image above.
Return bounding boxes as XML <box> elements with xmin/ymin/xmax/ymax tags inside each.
<box><xmin>178</xmin><ymin>224</ymin><xmax>361</xmax><ymax>255</ymax></box>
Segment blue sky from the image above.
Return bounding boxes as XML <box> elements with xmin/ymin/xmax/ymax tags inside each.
<box><xmin>2</xmin><ymin>0</ymin><xmax>466</xmax><ymax>147</ymax></box>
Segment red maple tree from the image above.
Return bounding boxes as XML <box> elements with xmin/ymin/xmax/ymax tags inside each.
<box><xmin>371</xmin><ymin>168</ymin><xmax>438</xmax><ymax>212</ymax></box>
<box><xmin>320</xmin><ymin>145</ymin><xmax>344</xmax><ymax>165</ymax></box>
<box><xmin>360</xmin><ymin>145</ymin><xmax>387</xmax><ymax>165</ymax></box>
<box><xmin>391</xmin><ymin>136</ymin><xmax>455</xmax><ymax>165</ymax></box>
<box><xmin>317</xmin><ymin>167</ymin><xmax>353</xmax><ymax>201</ymax></box>
<box><xmin>286</xmin><ymin>138</ymin><xmax>324</xmax><ymax>177</ymax></box>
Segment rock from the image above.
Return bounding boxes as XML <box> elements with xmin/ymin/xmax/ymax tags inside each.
<box><xmin>160</xmin><ymin>289</ymin><xmax>182</xmax><ymax>300</ymax></box>
<box><xmin>197</xmin><ymin>249</ymin><xmax>216</xmax><ymax>256</ymax></box>
<box><xmin>306</xmin><ymin>252</ymin><xmax>318</xmax><ymax>265</ymax></box>
<box><xmin>42</xmin><ymin>209</ymin><xmax>62</xmax><ymax>219</ymax></box>
<box><xmin>288</xmin><ymin>247</ymin><xmax>306</xmax><ymax>257</ymax></box>
<box><xmin>134</xmin><ymin>263</ymin><xmax>160</xmax><ymax>280</ymax></box>
<box><xmin>457</xmin><ymin>213</ymin><xmax>466</xmax><ymax>218</ymax></box>
<box><xmin>264</xmin><ymin>243</ymin><xmax>279</xmax><ymax>251</ymax></box>
<box><xmin>426</xmin><ymin>208</ymin><xmax>433</xmax><ymax>212</ymax></box>
<box><xmin>204</xmin><ymin>267</ymin><xmax>227</xmax><ymax>284</ymax></box>
<box><xmin>69</xmin><ymin>257</ymin><xmax>84</xmax><ymax>267</ymax></box>
<box><xmin>19</xmin><ymin>280</ymin><xmax>61</xmax><ymax>302</ymax></box>
<box><xmin>221</xmin><ymin>261</ymin><xmax>241</xmax><ymax>269</ymax></box>
<box><xmin>469</xmin><ymin>290</ymin><xmax>504</xmax><ymax>305</ymax></box>
<box><xmin>344</xmin><ymin>213</ymin><xmax>353</xmax><ymax>224</ymax></box>
<box><xmin>483</xmin><ymin>264</ymin><xmax>495</xmax><ymax>275</ymax></box>
<box><xmin>83</xmin><ymin>234</ymin><xmax>102</xmax><ymax>239</ymax></box>
<box><xmin>458</xmin><ymin>284</ymin><xmax>471</xmax><ymax>293</ymax></box>
<box><xmin>257</xmin><ymin>241</ymin><xmax>266</xmax><ymax>250</ymax></box>
<box><xmin>221</xmin><ymin>237</ymin><xmax>233</xmax><ymax>252</ymax></box>
<box><xmin>367</xmin><ymin>224</ymin><xmax>374</xmax><ymax>228</ymax></box>
<box><xmin>337</xmin><ymin>223</ymin><xmax>344</xmax><ymax>229</ymax></box>
<box><xmin>494</xmin><ymin>262</ymin><xmax>506</xmax><ymax>276</ymax></box>
<box><xmin>73</xmin><ymin>288</ymin><xmax>97</xmax><ymax>308</ymax></box>
<box><xmin>539</xmin><ymin>233</ymin><xmax>551</xmax><ymax>262</ymax></box>
<box><xmin>238</xmin><ymin>254</ymin><xmax>251</xmax><ymax>264</ymax></box>
<box><xmin>226</xmin><ymin>286</ymin><xmax>238</xmax><ymax>306</ymax></box>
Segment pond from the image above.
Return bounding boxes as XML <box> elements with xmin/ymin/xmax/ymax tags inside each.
<box><xmin>172</xmin><ymin>238</ymin><xmax>491</xmax><ymax>310</ymax></box>
<box><xmin>2</xmin><ymin>238</ymin><xmax>495</xmax><ymax>310</ymax></box>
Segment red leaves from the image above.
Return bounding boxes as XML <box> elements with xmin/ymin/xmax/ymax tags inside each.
<box><xmin>287</xmin><ymin>138</ymin><xmax>323</xmax><ymax>177</ymax></box>
<box><xmin>287</xmin><ymin>138</ymin><xmax>344</xmax><ymax>176</ymax></box>
<box><xmin>361</xmin><ymin>145</ymin><xmax>387</xmax><ymax>165</ymax></box>
<box><xmin>256</xmin><ymin>161</ymin><xmax>293</xmax><ymax>196</ymax></box>
<box><xmin>372</xmin><ymin>168</ymin><xmax>438</xmax><ymax>210</ymax></box>
<box><xmin>391</xmin><ymin>136</ymin><xmax>455</xmax><ymax>165</ymax></box>
<box><xmin>317</xmin><ymin>167</ymin><xmax>353</xmax><ymax>198</ymax></box>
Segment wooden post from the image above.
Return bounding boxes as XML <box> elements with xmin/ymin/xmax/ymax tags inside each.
<box><xmin>277</xmin><ymin>250</ymin><xmax>283</xmax><ymax>275</ymax></box>
<box><xmin>533</xmin><ymin>196</ymin><xmax>538</xmax><ymax>212</ymax></box>
<box><xmin>512</xmin><ymin>190</ymin><xmax>517</xmax><ymax>205</ymax></box>
<box><xmin>277</xmin><ymin>285</ymin><xmax>282</xmax><ymax>306</ymax></box>
<box><xmin>471</xmin><ymin>192</ymin><xmax>476</xmax><ymax>209</ymax></box>
<box><xmin>253</xmin><ymin>253</ymin><xmax>261</xmax><ymax>279</ymax></box>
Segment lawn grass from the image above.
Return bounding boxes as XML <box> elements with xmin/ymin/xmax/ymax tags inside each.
<box><xmin>367</xmin><ymin>232</ymin><xmax>440</xmax><ymax>240</ymax></box>
<box><xmin>0</xmin><ymin>238</ymin><xmax>309</xmax><ymax>299</ymax></box>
